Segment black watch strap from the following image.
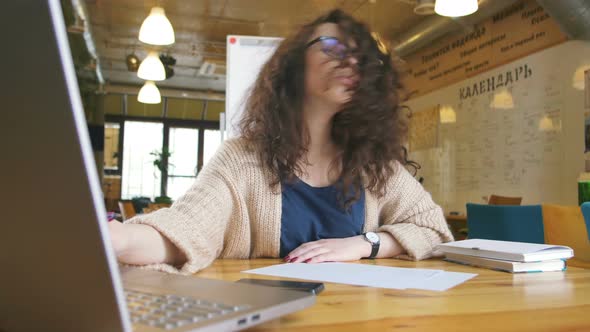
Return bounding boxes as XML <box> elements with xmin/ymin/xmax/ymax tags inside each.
<box><xmin>363</xmin><ymin>232</ymin><xmax>380</xmax><ymax>259</ymax></box>
<box><xmin>368</xmin><ymin>242</ymin><xmax>379</xmax><ymax>259</ymax></box>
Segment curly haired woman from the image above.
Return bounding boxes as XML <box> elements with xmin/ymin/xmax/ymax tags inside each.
<box><xmin>109</xmin><ymin>9</ymin><xmax>453</xmax><ymax>274</ymax></box>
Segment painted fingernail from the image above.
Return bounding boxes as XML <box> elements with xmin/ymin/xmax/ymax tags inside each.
<box><xmin>304</xmin><ymin>258</ymin><xmax>312</xmax><ymax>263</ymax></box>
<box><xmin>289</xmin><ymin>257</ymin><xmax>298</xmax><ymax>263</ymax></box>
<box><xmin>283</xmin><ymin>256</ymin><xmax>291</xmax><ymax>262</ymax></box>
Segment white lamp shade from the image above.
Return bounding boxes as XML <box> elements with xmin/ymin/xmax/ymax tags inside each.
<box><xmin>572</xmin><ymin>65</ymin><xmax>590</xmax><ymax>90</ymax></box>
<box><xmin>138</xmin><ymin>81</ymin><xmax>161</xmax><ymax>104</ymax></box>
<box><xmin>489</xmin><ymin>88</ymin><xmax>514</xmax><ymax>109</ymax></box>
<box><xmin>435</xmin><ymin>0</ymin><xmax>478</xmax><ymax>17</ymax></box>
<box><xmin>137</xmin><ymin>52</ymin><xmax>166</xmax><ymax>81</ymax></box>
<box><xmin>538</xmin><ymin>116</ymin><xmax>553</xmax><ymax>131</ymax></box>
<box><xmin>439</xmin><ymin>105</ymin><xmax>457</xmax><ymax>123</ymax></box>
<box><xmin>139</xmin><ymin>7</ymin><xmax>175</xmax><ymax>46</ymax></box>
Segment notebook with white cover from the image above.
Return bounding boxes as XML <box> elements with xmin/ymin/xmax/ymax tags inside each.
<box><xmin>437</xmin><ymin>239</ymin><xmax>573</xmax><ymax>262</ymax></box>
<box><xmin>444</xmin><ymin>253</ymin><xmax>566</xmax><ymax>273</ymax></box>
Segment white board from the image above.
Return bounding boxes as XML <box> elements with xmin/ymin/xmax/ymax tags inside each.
<box><xmin>406</xmin><ymin>41</ymin><xmax>590</xmax><ymax>213</ymax></box>
<box><xmin>225</xmin><ymin>35</ymin><xmax>282</xmax><ymax>138</ymax></box>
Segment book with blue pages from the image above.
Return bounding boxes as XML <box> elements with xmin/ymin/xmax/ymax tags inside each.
<box><xmin>444</xmin><ymin>252</ymin><xmax>567</xmax><ymax>273</ymax></box>
<box><xmin>437</xmin><ymin>239</ymin><xmax>574</xmax><ymax>262</ymax></box>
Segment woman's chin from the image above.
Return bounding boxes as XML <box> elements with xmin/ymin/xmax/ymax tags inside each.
<box><xmin>324</xmin><ymin>94</ymin><xmax>351</xmax><ymax>107</ymax></box>
<box><xmin>339</xmin><ymin>90</ymin><xmax>355</xmax><ymax>104</ymax></box>
<box><xmin>329</xmin><ymin>86</ymin><xmax>355</xmax><ymax>104</ymax></box>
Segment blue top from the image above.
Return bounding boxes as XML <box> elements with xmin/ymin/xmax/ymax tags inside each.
<box><xmin>279</xmin><ymin>178</ymin><xmax>365</xmax><ymax>257</ymax></box>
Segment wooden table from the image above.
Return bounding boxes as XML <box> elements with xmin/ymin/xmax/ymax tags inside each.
<box><xmin>194</xmin><ymin>259</ymin><xmax>590</xmax><ymax>332</ymax></box>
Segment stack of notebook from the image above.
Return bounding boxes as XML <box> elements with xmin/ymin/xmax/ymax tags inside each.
<box><xmin>437</xmin><ymin>239</ymin><xmax>574</xmax><ymax>273</ymax></box>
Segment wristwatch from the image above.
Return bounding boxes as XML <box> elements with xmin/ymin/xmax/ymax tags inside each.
<box><xmin>362</xmin><ymin>232</ymin><xmax>380</xmax><ymax>259</ymax></box>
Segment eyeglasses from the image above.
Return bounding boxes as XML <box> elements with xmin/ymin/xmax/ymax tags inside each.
<box><xmin>305</xmin><ymin>36</ymin><xmax>358</xmax><ymax>61</ymax></box>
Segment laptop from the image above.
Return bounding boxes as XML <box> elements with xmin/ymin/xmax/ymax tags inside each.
<box><xmin>0</xmin><ymin>1</ymin><xmax>314</xmax><ymax>331</ymax></box>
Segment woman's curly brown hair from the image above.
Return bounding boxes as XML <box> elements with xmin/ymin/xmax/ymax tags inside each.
<box><xmin>239</xmin><ymin>9</ymin><xmax>407</xmax><ymax>208</ymax></box>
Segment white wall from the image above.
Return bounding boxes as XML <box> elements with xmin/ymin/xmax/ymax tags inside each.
<box><xmin>405</xmin><ymin>41</ymin><xmax>590</xmax><ymax>213</ymax></box>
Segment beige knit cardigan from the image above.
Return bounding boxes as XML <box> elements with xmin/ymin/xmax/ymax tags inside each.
<box><xmin>127</xmin><ymin>138</ymin><xmax>454</xmax><ymax>274</ymax></box>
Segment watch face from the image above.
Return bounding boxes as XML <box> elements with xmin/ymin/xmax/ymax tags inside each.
<box><xmin>365</xmin><ymin>232</ymin><xmax>379</xmax><ymax>243</ymax></box>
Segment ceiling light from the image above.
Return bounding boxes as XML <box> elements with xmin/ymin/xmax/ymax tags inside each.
<box><xmin>160</xmin><ymin>54</ymin><xmax>176</xmax><ymax>79</ymax></box>
<box><xmin>165</xmin><ymin>66</ymin><xmax>175</xmax><ymax>79</ymax></box>
<box><xmin>137</xmin><ymin>52</ymin><xmax>166</xmax><ymax>81</ymax></box>
<box><xmin>572</xmin><ymin>65</ymin><xmax>590</xmax><ymax>90</ymax></box>
<box><xmin>439</xmin><ymin>105</ymin><xmax>456</xmax><ymax>123</ymax></box>
<box><xmin>489</xmin><ymin>88</ymin><xmax>514</xmax><ymax>109</ymax></box>
<box><xmin>538</xmin><ymin>116</ymin><xmax>553</xmax><ymax>132</ymax></box>
<box><xmin>138</xmin><ymin>6</ymin><xmax>175</xmax><ymax>46</ymax></box>
<box><xmin>126</xmin><ymin>53</ymin><xmax>140</xmax><ymax>72</ymax></box>
<box><xmin>138</xmin><ymin>81</ymin><xmax>161</xmax><ymax>104</ymax></box>
<box><xmin>435</xmin><ymin>0</ymin><xmax>478</xmax><ymax>17</ymax></box>
<box><xmin>159</xmin><ymin>54</ymin><xmax>176</xmax><ymax>66</ymax></box>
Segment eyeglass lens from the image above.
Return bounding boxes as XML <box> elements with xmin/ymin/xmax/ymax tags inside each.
<box><xmin>319</xmin><ymin>38</ymin><xmax>350</xmax><ymax>60</ymax></box>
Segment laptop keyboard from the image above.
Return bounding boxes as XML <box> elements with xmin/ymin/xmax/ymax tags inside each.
<box><xmin>126</xmin><ymin>290</ymin><xmax>251</xmax><ymax>330</ymax></box>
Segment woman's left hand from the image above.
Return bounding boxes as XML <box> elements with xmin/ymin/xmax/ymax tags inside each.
<box><xmin>285</xmin><ymin>236</ymin><xmax>371</xmax><ymax>263</ymax></box>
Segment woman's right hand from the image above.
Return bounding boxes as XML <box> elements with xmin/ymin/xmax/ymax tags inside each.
<box><xmin>106</xmin><ymin>221</ymin><xmax>186</xmax><ymax>266</ymax></box>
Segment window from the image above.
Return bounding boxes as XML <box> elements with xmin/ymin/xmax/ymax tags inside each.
<box><xmin>203</xmin><ymin>129</ymin><xmax>222</xmax><ymax>166</ymax></box>
<box><xmin>104</xmin><ymin>122</ymin><xmax>120</xmax><ymax>172</ymax></box>
<box><xmin>121</xmin><ymin>121</ymin><xmax>163</xmax><ymax>200</ymax></box>
<box><xmin>167</xmin><ymin>127</ymin><xmax>199</xmax><ymax>200</ymax></box>
<box><xmin>105</xmin><ymin>96</ymin><xmax>222</xmax><ymax>202</ymax></box>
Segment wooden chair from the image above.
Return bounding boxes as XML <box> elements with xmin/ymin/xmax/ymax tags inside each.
<box><xmin>142</xmin><ymin>203</ymin><xmax>171</xmax><ymax>214</ymax></box>
<box><xmin>488</xmin><ymin>194</ymin><xmax>522</xmax><ymax>206</ymax></box>
<box><xmin>118</xmin><ymin>200</ymin><xmax>136</xmax><ymax>221</ymax></box>
<box><xmin>542</xmin><ymin>204</ymin><xmax>590</xmax><ymax>268</ymax></box>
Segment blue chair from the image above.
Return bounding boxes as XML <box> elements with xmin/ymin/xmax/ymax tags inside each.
<box><xmin>581</xmin><ymin>202</ymin><xmax>590</xmax><ymax>241</ymax></box>
<box><xmin>466</xmin><ymin>203</ymin><xmax>545</xmax><ymax>243</ymax></box>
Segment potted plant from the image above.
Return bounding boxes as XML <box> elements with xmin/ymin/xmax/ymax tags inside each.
<box><xmin>150</xmin><ymin>147</ymin><xmax>173</xmax><ymax>175</ymax></box>
<box><xmin>150</xmin><ymin>147</ymin><xmax>174</xmax><ymax>206</ymax></box>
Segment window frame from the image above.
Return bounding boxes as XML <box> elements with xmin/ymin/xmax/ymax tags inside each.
<box><xmin>105</xmin><ymin>114</ymin><xmax>220</xmax><ymax>198</ymax></box>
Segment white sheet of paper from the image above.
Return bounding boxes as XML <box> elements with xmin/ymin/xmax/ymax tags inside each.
<box><xmin>413</xmin><ymin>271</ymin><xmax>478</xmax><ymax>291</ymax></box>
<box><xmin>242</xmin><ymin>262</ymin><xmax>463</xmax><ymax>290</ymax></box>
<box><xmin>242</xmin><ymin>262</ymin><xmax>477</xmax><ymax>291</ymax></box>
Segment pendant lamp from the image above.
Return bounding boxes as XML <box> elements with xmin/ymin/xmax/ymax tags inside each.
<box><xmin>137</xmin><ymin>52</ymin><xmax>166</xmax><ymax>81</ymax></box>
<box><xmin>138</xmin><ymin>7</ymin><xmax>175</xmax><ymax>46</ymax></box>
<box><xmin>435</xmin><ymin>0</ymin><xmax>478</xmax><ymax>17</ymax></box>
<box><xmin>138</xmin><ymin>81</ymin><xmax>161</xmax><ymax>104</ymax></box>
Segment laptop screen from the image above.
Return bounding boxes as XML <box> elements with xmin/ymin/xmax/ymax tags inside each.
<box><xmin>0</xmin><ymin>1</ymin><xmax>130</xmax><ymax>331</ymax></box>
